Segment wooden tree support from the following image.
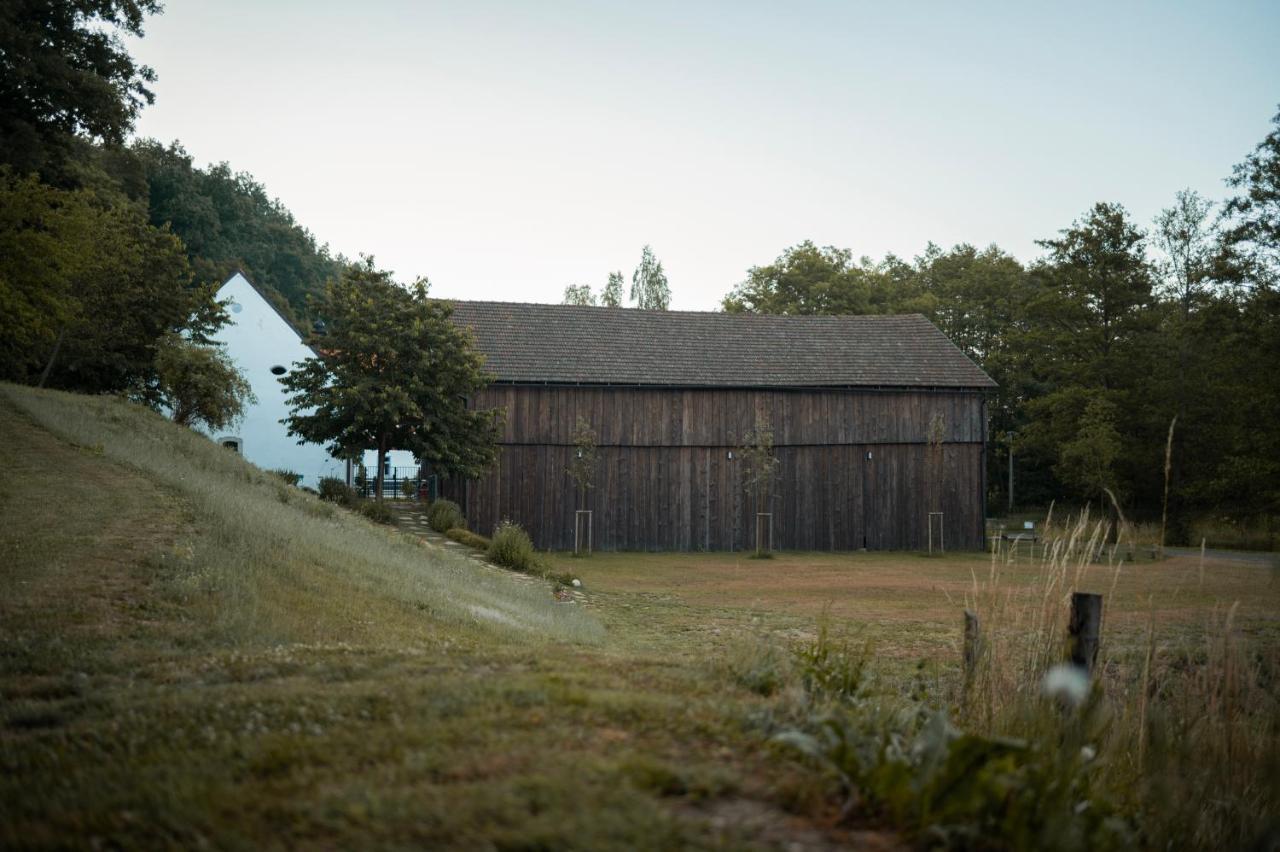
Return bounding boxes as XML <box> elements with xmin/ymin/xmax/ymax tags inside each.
<box><xmin>1068</xmin><ymin>592</ymin><xmax>1103</xmax><ymax>676</ymax></box>
<box><xmin>755</xmin><ymin>512</ymin><xmax>773</xmax><ymax>555</ymax></box>
<box><xmin>574</xmin><ymin>510</ymin><xmax>593</xmax><ymax>556</ymax></box>
<box><xmin>928</xmin><ymin>512</ymin><xmax>945</xmax><ymax>554</ymax></box>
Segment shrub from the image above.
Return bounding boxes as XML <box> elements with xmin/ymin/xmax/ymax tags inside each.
<box><xmin>488</xmin><ymin>521</ymin><xmax>536</xmax><ymax>571</ymax></box>
<box><xmin>445</xmin><ymin>527</ymin><xmax>490</xmax><ymax>550</ymax></box>
<box><xmin>358</xmin><ymin>500</ymin><xmax>393</xmax><ymax>525</ymax></box>
<box><xmin>318</xmin><ymin>476</ymin><xmax>356</xmax><ymax>505</ymax></box>
<box><xmin>268</xmin><ymin>469</ymin><xmax>303</xmax><ymax>487</ymax></box>
<box><xmin>427</xmin><ymin>499</ymin><xmax>464</xmax><ymax>533</ymax></box>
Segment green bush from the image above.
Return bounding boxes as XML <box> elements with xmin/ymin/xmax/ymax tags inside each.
<box><xmin>318</xmin><ymin>476</ymin><xmax>356</xmax><ymax>505</ymax></box>
<box><xmin>268</xmin><ymin>469</ymin><xmax>302</xmax><ymax>487</ymax></box>
<box><xmin>358</xmin><ymin>500</ymin><xmax>393</xmax><ymax>525</ymax></box>
<box><xmin>445</xmin><ymin>527</ymin><xmax>490</xmax><ymax>550</ymax></box>
<box><xmin>427</xmin><ymin>499</ymin><xmax>463</xmax><ymax>533</ymax></box>
<box><xmin>487</xmin><ymin>521</ymin><xmax>536</xmax><ymax>571</ymax></box>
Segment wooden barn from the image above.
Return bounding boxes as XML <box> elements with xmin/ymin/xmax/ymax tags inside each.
<box><xmin>436</xmin><ymin>302</ymin><xmax>996</xmax><ymax>551</ymax></box>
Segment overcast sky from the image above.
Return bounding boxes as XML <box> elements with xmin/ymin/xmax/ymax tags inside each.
<box><xmin>126</xmin><ymin>1</ymin><xmax>1280</xmax><ymax>310</ymax></box>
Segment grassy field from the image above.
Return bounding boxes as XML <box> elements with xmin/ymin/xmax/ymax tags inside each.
<box><xmin>2</xmin><ymin>384</ymin><xmax>1277</xmax><ymax>849</ymax></box>
<box><xmin>541</xmin><ymin>547</ymin><xmax>1279</xmax><ymax>668</ymax></box>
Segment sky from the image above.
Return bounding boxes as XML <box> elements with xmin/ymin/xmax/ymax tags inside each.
<box><xmin>125</xmin><ymin>1</ymin><xmax>1280</xmax><ymax>310</ymax></box>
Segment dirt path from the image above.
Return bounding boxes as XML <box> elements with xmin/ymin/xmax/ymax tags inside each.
<box><xmin>0</xmin><ymin>402</ymin><xmax>188</xmax><ymax>666</ymax></box>
<box><xmin>1165</xmin><ymin>545</ymin><xmax>1277</xmax><ymax>566</ymax></box>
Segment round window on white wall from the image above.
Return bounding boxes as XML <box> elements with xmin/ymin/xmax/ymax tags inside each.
<box><xmin>228</xmin><ymin>300</ymin><xmax>243</xmax><ymax>314</ymax></box>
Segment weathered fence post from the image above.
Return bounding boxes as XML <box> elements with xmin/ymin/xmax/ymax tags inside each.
<box><xmin>963</xmin><ymin>609</ymin><xmax>981</xmax><ymax>689</ymax></box>
<box><xmin>1068</xmin><ymin>592</ymin><xmax>1103</xmax><ymax>675</ymax></box>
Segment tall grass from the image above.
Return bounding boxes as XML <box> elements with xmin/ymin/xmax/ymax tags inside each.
<box><xmin>960</xmin><ymin>510</ymin><xmax>1279</xmax><ymax>849</ymax></box>
<box><xmin>770</xmin><ymin>509</ymin><xmax>1277</xmax><ymax>848</ymax></box>
<box><xmin>2</xmin><ymin>384</ymin><xmax>602</xmax><ymax>647</ymax></box>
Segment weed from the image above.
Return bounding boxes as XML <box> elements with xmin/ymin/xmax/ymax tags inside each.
<box><xmin>318</xmin><ymin>476</ymin><xmax>356</xmax><ymax>505</ymax></box>
<box><xmin>427</xmin><ymin>499</ymin><xmax>464</xmax><ymax>533</ymax></box>
<box><xmin>489</xmin><ymin>521</ymin><xmax>536</xmax><ymax>571</ymax></box>
<box><xmin>358</xmin><ymin>500</ymin><xmax>393</xmax><ymax>525</ymax></box>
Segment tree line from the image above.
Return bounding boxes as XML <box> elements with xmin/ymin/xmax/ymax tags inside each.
<box><xmin>721</xmin><ymin>120</ymin><xmax>1280</xmax><ymax>537</ymax></box>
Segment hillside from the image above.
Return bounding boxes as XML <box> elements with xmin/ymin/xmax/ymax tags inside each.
<box><xmin>0</xmin><ymin>385</ymin><xmax>854</xmax><ymax>850</ymax></box>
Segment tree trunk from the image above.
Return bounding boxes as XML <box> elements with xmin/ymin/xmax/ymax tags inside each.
<box><xmin>375</xmin><ymin>433</ymin><xmax>387</xmax><ymax>502</ymax></box>
<box><xmin>37</xmin><ymin>326</ymin><xmax>67</xmax><ymax>388</ymax></box>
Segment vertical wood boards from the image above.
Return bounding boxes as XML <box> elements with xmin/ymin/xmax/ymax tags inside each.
<box><xmin>437</xmin><ymin>385</ymin><xmax>988</xmax><ymax>551</ymax></box>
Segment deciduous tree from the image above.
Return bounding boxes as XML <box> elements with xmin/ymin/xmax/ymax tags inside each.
<box><xmin>0</xmin><ymin>0</ymin><xmax>161</xmax><ymax>178</ymax></box>
<box><xmin>630</xmin><ymin>245</ymin><xmax>670</xmax><ymax>310</ymax></box>
<box><xmin>281</xmin><ymin>258</ymin><xmax>501</xmax><ymax>500</ymax></box>
<box><xmin>153</xmin><ymin>333</ymin><xmax>254</xmax><ymax>430</ymax></box>
<box><xmin>601</xmin><ymin>271</ymin><xmax>625</xmax><ymax>307</ymax></box>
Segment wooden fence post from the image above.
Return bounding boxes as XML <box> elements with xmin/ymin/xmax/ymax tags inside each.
<box><xmin>1068</xmin><ymin>592</ymin><xmax>1103</xmax><ymax>675</ymax></box>
<box><xmin>963</xmin><ymin>609</ymin><xmax>981</xmax><ymax>689</ymax></box>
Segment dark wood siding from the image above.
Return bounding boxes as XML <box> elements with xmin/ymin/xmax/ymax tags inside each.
<box><xmin>438</xmin><ymin>385</ymin><xmax>987</xmax><ymax>551</ymax></box>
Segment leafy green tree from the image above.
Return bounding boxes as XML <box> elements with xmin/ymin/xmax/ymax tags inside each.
<box><xmin>1154</xmin><ymin>189</ymin><xmax>1218</xmax><ymax>317</ymax></box>
<box><xmin>566</xmin><ymin>416</ymin><xmax>598</xmax><ymax>507</ymax></box>
<box><xmin>724</xmin><ymin>241</ymin><xmax>875</xmax><ymax>315</ymax></box>
<box><xmin>0</xmin><ymin>0</ymin><xmax>161</xmax><ymax>179</ymax></box>
<box><xmin>104</xmin><ymin>140</ymin><xmax>348</xmax><ymax>325</ymax></box>
<box><xmin>153</xmin><ymin>333</ymin><xmax>255</xmax><ymax>430</ymax></box>
<box><xmin>1221</xmin><ymin>106</ymin><xmax>1280</xmax><ymax>290</ymax></box>
<box><xmin>1053</xmin><ymin>393</ymin><xmax>1121</xmax><ymax>502</ymax></box>
<box><xmin>281</xmin><ymin>258</ymin><xmax>502</xmax><ymax>500</ymax></box>
<box><xmin>1028</xmin><ymin>203</ymin><xmax>1155</xmax><ymax>392</ymax></box>
<box><xmin>0</xmin><ymin>169</ymin><xmax>223</xmax><ymax>393</ymax></box>
<box><xmin>630</xmin><ymin>245</ymin><xmax>670</xmax><ymax>310</ymax></box>
<box><xmin>562</xmin><ymin>284</ymin><xmax>595</xmax><ymax>305</ymax></box>
<box><xmin>601</xmin><ymin>271</ymin><xmax>625</xmax><ymax>307</ymax></box>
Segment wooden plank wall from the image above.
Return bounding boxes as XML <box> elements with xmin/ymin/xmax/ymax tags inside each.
<box><xmin>437</xmin><ymin>386</ymin><xmax>987</xmax><ymax>551</ymax></box>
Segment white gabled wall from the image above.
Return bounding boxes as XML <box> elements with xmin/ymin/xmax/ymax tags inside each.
<box><xmin>203</xmin><ymin>273</ymin><xmax>347</xmax><ymax>488</ymax></box>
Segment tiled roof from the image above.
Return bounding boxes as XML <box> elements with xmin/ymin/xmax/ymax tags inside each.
<box><xmin>447</xmin><ymin>301</ymin><xmax>996</xmax><ymax>389</ymax></box>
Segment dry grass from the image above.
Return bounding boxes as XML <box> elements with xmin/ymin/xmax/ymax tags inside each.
<box><xmin>0</xmin><ymin>384</ymin><xmax>888</xmax><ymax>850</ymax></box>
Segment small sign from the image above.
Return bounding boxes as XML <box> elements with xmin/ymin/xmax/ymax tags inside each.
<box><xmin>1024</xmin><ymin>521</ymin><xmax>1034</xmax><ymax>530</ymax></box>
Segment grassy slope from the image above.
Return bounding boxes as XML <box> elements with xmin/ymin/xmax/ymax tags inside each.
<box><xmin>0</xmin><ymin>386</ymin><xmax>877</xmax><ymax>851</ymax></box>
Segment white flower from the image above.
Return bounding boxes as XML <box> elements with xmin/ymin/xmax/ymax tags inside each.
<box><xmin>1042</xmin><ymin>664</ymin><xmax>1090</xmax><ymax>707</ymax></box>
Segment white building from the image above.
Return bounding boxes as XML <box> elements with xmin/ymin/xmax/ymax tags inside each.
<box><xmin>207</xmin><ymin>272</ymin><xmax>415</xmax><ymax>489</ymax></box>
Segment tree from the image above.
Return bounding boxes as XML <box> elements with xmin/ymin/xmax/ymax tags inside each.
<box><xmin>566</xmin><ymin>416</ymin><xmax>598</xmax><ymax>506</ymax></box>
<box><xmin>281</xmin><ymin>258</ymin><xmax>502</xmax><ymax>501</ymax></box>
<box><xmin>0</xmin><ymin>0</ymin><xmax>161</xmax><ymax>179</ymax></box>
<box><xmin>1154</xmin><ymin>189</ymin><xmax>1218</xmax><ymax>319</ymax></box>
<box><xmin>115</xmin><ymin>139</ymin><xmax>348</xmax><ymax>325</ymax></box>
<box><xmin>601</xmin><ymin>271</ymin><xmax>625</xmax><ymax>307</ymax></box>
<box><xmin>0</xmin><ymin>169</ymin><xmax>223</xmax><ymax>393</ymax></box>
<box><xmin>1221</xmin><ymin>106</ymin><xmax>1280</xmax><ymax>290</ymax></box>
<box><xmin>738</xmin><ymin>416</ymin><xmax>780</xmax><ymax>553</ymax></box>
<box><xmin>153</xmin><ymin>333</ymin><xmax>255</xmax><ymax>430</ymax></box>
<box><xmin>562</xmin><ymin>284</ymin><xmax>596</xmax><ymax>306</ymax></box>
<box><xmin>723</xmin><ymin>241</ymin><xmax>874</xmax><ymax>315</ymax></box>
<box><xmin>1054</xmin><ymin>394</ymin><xmax>1122</xmax><ymax>503</ymax></box>
<box><xmin>630</xmin><ymin>245</ymin><xmax>670</xmax><ymax>310</ymax></box>
<box><xmin>1028</xmin><ymin>203</ymin><xmax>1154</xmax><ymax>392</ymax></box>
